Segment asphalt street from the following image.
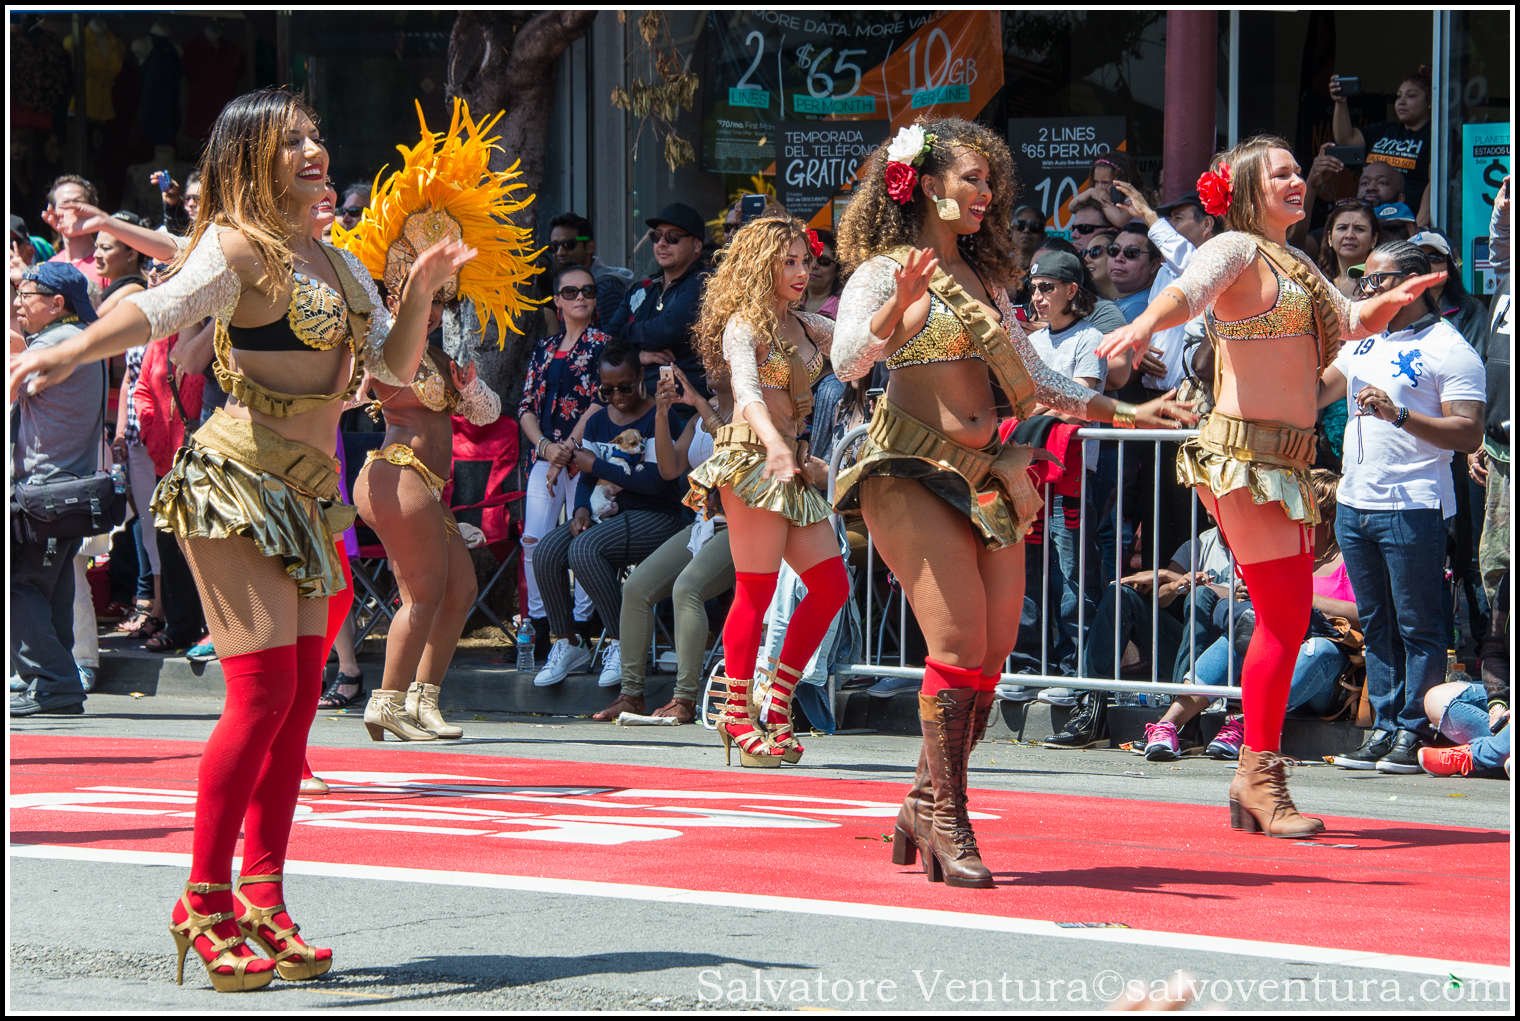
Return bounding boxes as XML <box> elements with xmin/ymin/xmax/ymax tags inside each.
<box><xmin>7</xmin><ymin>690</ymin><xmax>1513</xmax><ymax>1012</ymax></box>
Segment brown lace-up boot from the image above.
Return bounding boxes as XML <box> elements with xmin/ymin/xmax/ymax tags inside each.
<box><xmin>1228</xmin><ymin>746</ymin><xmax>1326</xmax><ymax>838</ymax></box>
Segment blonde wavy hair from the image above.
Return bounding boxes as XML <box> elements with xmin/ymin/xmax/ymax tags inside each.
<box><xmin>837</xmin><ymin>116</ymin><xmax>1020</xmax><ymax>286</ymax></box>
<box><xmin>694</xmin><ymin>213</ymin><xmax>812</xmax><ymax>390</ymax></box>
<box><xmin>171</xmin><ymin>88</ymin><xmax>319</xmax><ymax>292</ymax></box>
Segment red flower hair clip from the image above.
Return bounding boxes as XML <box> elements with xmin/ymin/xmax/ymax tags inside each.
<box><xmin>1197</xmin><ymin>164</ymin><xmax>1233</xmax><ymax>217</ymax></box>
<box><xmin>805</xmin><ymin>228</ymin><xmax>824</xmax><ymax>259</ymax></box>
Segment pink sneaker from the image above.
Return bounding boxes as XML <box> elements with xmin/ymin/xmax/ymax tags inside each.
<box><xmin>1418</xmin><ymin>745</ymin><xmax>1473</xmax><ymax>777</ymax></box>
<box><xmin>1207</xmin><ymin>715</ymin><xmax>1245</xmax><ymax>760</ymax></box>
<box><xmin>1143</xmin><ymin>720</ymin><xmax>1180</xmax><ymax>761</ymax></box>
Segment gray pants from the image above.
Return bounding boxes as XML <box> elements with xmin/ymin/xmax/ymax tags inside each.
<box><xmin>618</xmin><ymin>525</ymin><xmax>735</xmax><ymax>701</ymax></box>
<box><xmin>534</xmin><ymin>509</ymin><xmax>685</xmax><ymax>639</ymax></box>
<box><xmin>10</xmin><ymin>536</ymin><xmax>86</xmax><ymax>701</ymax></box>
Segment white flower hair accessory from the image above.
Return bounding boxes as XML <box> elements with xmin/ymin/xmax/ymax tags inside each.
<box><xmin>886</xmin><ymin>124</ymin><xmax>933</xmax><ymax>168</ymax></box>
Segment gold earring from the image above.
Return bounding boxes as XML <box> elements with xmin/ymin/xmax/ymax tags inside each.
<box><xmin>935</xmin><ymin>195</ymin><xmax>961</xmax><ymax>221</ymax></box>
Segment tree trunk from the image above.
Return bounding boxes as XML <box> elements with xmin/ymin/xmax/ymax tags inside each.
<box><xmin>445</xmin><ymin>10</ymin><xmax>597</xmax><ymax>406</ymax></box>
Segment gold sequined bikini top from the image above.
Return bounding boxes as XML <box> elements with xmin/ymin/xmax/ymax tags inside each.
<box><xmin>225</xmin><ymin>272</ymin><xmax>350</xmax><ymax>352</ymax></box>
<box><xmin>1206</xmin><ymin>259</ymin><xmax>1317</xmax><ymax>341</ymax></box>
<box><xmin>885</xmin><ymin>292</ymin><xmax>981</xmax><ymax>369</ymax></box>
<box><xmin>212</xmin><ymin>244</ymin><xmax>374</xmax><ymax>418</ymax></box>
<box><xmin>757</xmin><ymin>341</ymin><xmax>826</xmax><ymax>390</ymax></box>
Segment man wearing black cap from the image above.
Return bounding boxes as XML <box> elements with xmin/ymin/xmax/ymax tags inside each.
<box><xmin>609</xmin><ymin>202</ymin><xmax>709</xmax><ymax>396</ymax></box>
<box><xmin>10</xmin><ymin>263</ymin><xmax>106</xmax><ymax>717</ymax></box>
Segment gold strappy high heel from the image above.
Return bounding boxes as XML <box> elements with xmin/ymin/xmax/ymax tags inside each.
<box><xmin>234</xmin><ymin>874</ymin><xmax>333</xmax><ymax>981</ymax></box>
<box><xmin>169</xmin><ymin>881</ymin><xmax>276</xmax><ymax>992</ymax></box>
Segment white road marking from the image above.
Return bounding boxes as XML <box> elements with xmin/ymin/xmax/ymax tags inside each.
<box><xmin>10</xmin><ymin>843</ymin><xmax>1508</xmax><ymax>984</ymax></box>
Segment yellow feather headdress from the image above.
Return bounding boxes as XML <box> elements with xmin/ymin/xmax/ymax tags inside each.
<box><xmin>332</xmin><ymin>98</ymin><xmax>544</xmax><ymax>344</ymax></box>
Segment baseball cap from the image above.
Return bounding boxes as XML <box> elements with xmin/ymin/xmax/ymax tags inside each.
<box><xmin>1157</xmin><ymin>190</ymin><xmax>1206</xmax><ymax>215</ymax></box>
<box><xmin>1407</xmin><ymin>230</ymin><xmax>1453</xmax><ymax>258</ymax></box>
<box><xmin>1346</xmin><ymin>263</ymin><xmax>1367</xmax><ymax>280</ymax></box>
<box><xmin>1027</xmin><ymin>250</ymin><xmax>1085</xmax><ymax>286</ymax></box>
<box><xmin>9</xmin><ymin>214</ymin><xmax>30</xmax><ymax>243</ymax></box>
<box><xmin>23</xmin><ymin>262</ymin><xmax>98</xmax><ymax>324</ymax></box>
<box><xmin>645</xmin><ymin>203</ymin><xmax>706</xmax><ymax>243</ymax></box>
<box><xmin>1374</xmin><ymin>202</ymin><xmax>1416</xmax><ymax>224</ymax></box>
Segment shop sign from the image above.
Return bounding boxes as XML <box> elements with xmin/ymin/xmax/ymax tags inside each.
<box><xmin>1461</xmin><ymin>122</ymin><xmax>1510</xmax><ymax>295</ymax></box>
<box><xmin>703</xmin><ymin>11</ymin><xmax>1004</xmax><ymax>182</ymax></box>
<box><xmin>775</xmin><ymin>120</ymin><xmax>888</xmax><ymax>222</ymax></box>
<box><xmin>1007</xmin><ymin>116</ymin><xmax>1128</xmax><ymax>236</ymax></box>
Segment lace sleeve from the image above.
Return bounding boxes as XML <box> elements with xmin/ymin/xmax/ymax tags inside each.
<box><xmin>1286</xmin><ymin>245</ymin><xmax>1365</xmax><ymax>339</ymax></box>
<box><xmin>795</xmin><ymin>309</ymin><xmax>834</xmax><ymax>359</ymax></box>
<box><xmin>336</xmin><ymin>247</ymin><xmax>406</xmax><ymax>386</ymax></box>
<box><xmin>832</xmin><ymin>256</ymin><xmax>899</xmax><ymax>381</ymax></box>
<box><xmin>122</xmin><ymin>227</ymin><xmax>240</xmax><ymax>340</ymax></box>
<box><xmin>1167</xmin><ymin>231</ymin><xmax>1259</xmax><ymax>318</ymax></box>
<box><xmin>995</xmin><ymin>288</ymin><xmax>1098</xmax><ymax>416</ymax></box>
<box><xmin>723</xmin><ymin>316</ymin><xmax>765</xmax><ymax>416</ymax></box>
<box><xmin>457</xmin><ymin>375</ymin><xmax>502</xmax><ymax>426</ymax></box>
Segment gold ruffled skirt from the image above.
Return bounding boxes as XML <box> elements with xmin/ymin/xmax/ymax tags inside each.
<box><xmin>1176</xmin><ymin>411</ymin><xmax>1319</xmax><ymax>526</ymax></box>
<box><xmin>832</xmin><ymin>399</ymin><xmax>1031</xmax><ymax>550</ymax></box>
<box><xmin>685</xmin><ymin>422</ymin><xmax>832</xmax><ymax>528</ymax></box>
<box><xmin>151</xmin><ymin>409</ymin><xmax>356</xmax><ymax>598</ymax></box>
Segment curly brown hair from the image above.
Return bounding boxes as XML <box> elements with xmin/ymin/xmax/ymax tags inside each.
<box><xmin>693</xmin><ymin>213</ymin><xmax>812</xmax><ymax>391</ymax></box>
<box><xmin>837</xmin><ymin>116</ymin><xmax>1020</xmax><ymax>286</ymax></box>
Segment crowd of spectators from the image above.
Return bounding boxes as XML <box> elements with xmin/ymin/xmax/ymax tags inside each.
<box><xmin>8</xmin><ymin>100</ymin><xmax>1510</xmax><ymax>780</ymax></box>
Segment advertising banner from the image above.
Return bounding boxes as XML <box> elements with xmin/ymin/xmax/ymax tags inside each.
<box><xmin>1007</xmin><ymin>116</ymin><xmax>1128</xmax><ymax>236</ymax></box>
<box><xmin>1461</xmin><ymin>122</ymin><xmax>1510</xmax><ymax>295</ymax></box>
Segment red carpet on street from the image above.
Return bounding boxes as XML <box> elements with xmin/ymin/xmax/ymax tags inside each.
<box><xmin>10</xmin><ymin>733</ymin><xmax>1510</xmax><ymax>968</ymax></box>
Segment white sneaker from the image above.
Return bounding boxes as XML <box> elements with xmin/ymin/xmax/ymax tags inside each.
<box><xmin>597</xmin><ymin>639</ymin><xmax>622</xmax><ymax>688</ymax></box>
<box><xmin>995</xmin><ymin>683</ymin><xmax>1037</xmax><ymax>703</ymax></box>
<box><xmin>534</xmin><ymin>638</ymin><xmax>592</xmax><ymax>687</ymax></box>
<box><xmin>1037</xmin><ymin>687</ymin><xmax>1078</xmax><ymax>707</ymax></box>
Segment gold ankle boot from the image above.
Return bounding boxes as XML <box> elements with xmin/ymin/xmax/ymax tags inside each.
<box><xmin>363</xmin><ymin>689</ymin><xmax>437</xmax><ymax>742</ymax></box>
<box><xmin>405</xmin><ymin>681</ymin><xmax>463</xmax><ymax>739</ymax></box>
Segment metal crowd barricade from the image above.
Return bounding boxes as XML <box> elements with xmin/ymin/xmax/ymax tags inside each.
<box><xmin>827</xmin><ymin>423</ymin><xmax>1245</xmax><ymax>703</ymax></box>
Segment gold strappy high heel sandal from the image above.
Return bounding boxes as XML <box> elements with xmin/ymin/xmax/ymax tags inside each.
<box><xmin>169</xmin><ymin>881</ymin><xmax>276</xmax><ymax>992</ymax></box>
<box><xmin>234</xmin><ymin>874</ymin><xmax>333</xmax><ymax>981</ymax></box>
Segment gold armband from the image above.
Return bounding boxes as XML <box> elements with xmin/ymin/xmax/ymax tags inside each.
<box><xmin>1111</xmin><ymin>402</ymin><xmax>1138</xmax><ymax>429</ymax></box>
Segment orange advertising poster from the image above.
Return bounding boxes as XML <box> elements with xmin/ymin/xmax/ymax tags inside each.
<box><xmin>853</xmin><ymin>10</ymin><xmax>1005</xmax><ymax>135</ymax></box>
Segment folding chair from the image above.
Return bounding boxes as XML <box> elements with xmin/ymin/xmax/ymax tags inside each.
<box><xmin>442</xmin><ymin>413</ymin><xmax>525</xmax><ymax>640</ymax></box>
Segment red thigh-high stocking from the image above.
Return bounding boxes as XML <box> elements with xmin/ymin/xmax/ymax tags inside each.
<box><xmin>176</xmin><ymin>645</ymin><xmax>298</xmax><ymax>974</ymax></box>
<box><xmin>922</xmin><ymin>658</ymin><xmax>983</xmax><ymax>696</ymax></box>
<box><xmin>1235</xmin><ymin>552</ymin><xmax>1313</xmax><ymax>753</ymax></box>
<box><xmin>772</xmin><ymin>558</ymin><xmax>849</xmax><ymax>686</ymax></box>
<box><xmin>237</xmin><ymin>631</ymin><xmax>332</xmax><ymax>966</ymax></box>
<box><xmin>303</xmin><ymin>547</ymin><xmax>354</xmax><ymax>784</ymax></box>
<box><xmin>724</xmin><ymin>571</ymin><xmax>778</xmax><ymax>681</ymax></box>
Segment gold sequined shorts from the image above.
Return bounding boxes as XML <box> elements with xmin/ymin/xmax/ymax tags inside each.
<box><xmin>362</xmin><ymin>442</ymin><xmax>460</xmax><ymax>538</ymax></box>
<box><xmin>832</xmin><ymin>399</ymin><xmax>1037</xmax><ymax>550</ymax></box>
<box><xmin>150</xmin><ymin>408</ymin><xmax>356</xmax><ymax>598</ymax></box>
<box><xmin>685</xmin><ymin>422</ymin><xmax>832</xmax><ymax>528</ymax></box>
<box><xmin>1176</xmin><ymin>411</ymin><xmax>1319</xmax><ymax>526</ymax></box>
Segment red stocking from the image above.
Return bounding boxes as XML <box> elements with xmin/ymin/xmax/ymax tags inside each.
<box><xmin>723</xmin><ymin>571</ymin><xmax>778</xmax><ymax>681</ymax></box>
<box><xmin>774</xmin><ymin>558</ymin><xmax>849</xmax><ymax>679</ymax></box>
<box><xmin>1235</xmin><ymin>552</ymin><xmax>1313</xmax><ymax>753</ymax></box>
<box><xmin>922</xmin><ymin>658</ymin><xmax>984</xmax><ymax>696</ymax></box>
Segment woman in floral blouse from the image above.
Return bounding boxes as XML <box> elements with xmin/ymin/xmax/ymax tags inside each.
<box><xmin>518</xmin><ymin>265</ymin><xmax>609</xmax><ymax>647</ymax></box>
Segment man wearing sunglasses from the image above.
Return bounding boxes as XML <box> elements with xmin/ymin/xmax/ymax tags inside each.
<box><xmin>609</xmin><ymin>202</ymin><xmax>709</xmax><ymax>400</ymax></box>
<box><xmin>547</xmin><ymin>211</ymin><xmax>632</xmax><ymax>329</ymax></box>
<box><xmin>10</xmin><ymin>263</ymin><xmax>106</xmax><ymax>717</ymax></box>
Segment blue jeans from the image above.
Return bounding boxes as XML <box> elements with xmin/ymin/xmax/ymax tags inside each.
<box><xmin>1438</xmin><ymin>683</ymin><xmax>1512</xmax><ymax>773</ymax></box>
<box><xmin>1189</xmin><ymin>635</ymin><xmax>1345</xmax><ymax>716</ymax></box>
<box><xmin>1337</xmin><ymin>505</ymin><xmax>1449</xmax><ymax>737</ymax></box>
<box><xmin>1082</xmin><ymin>581</ymin><xmax>1183</xmax><ymax>680</ymax></box>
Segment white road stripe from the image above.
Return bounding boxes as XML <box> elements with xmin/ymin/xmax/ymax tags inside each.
<box><xmin>9</xmin><ymin>843</ymin><xmax>1509</xmax><ymax>984</ymax></box>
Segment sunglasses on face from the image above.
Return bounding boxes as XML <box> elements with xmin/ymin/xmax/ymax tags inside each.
<box><xmin>557</xmin><ymin>285</ymin><xmax>597</xmax><ymax>300</ymax></box>
<box><xmin>338</xmin><ymin>206</ymin><xmax>363</xmax><ymax>217</ymax></box>
<box><xmin>1079</xmin><ymin>245</ymin><xmax>1108</xmax><ymax>259</ymax></box>
<box><xmin>598</xmin><ymin>382</ymin><xmax>640</xmax><ymax>398</ymax></box>
<box><xmin>549</xmin><ymin>236</ymin><xmax>590</xmax><ymax>251</ymax></box>
<box><xmin>1030</xmin><ymin>280</ymin><xmax>1066</xmax><ymax>294</ymax></box>
<box><xmin>814</xmin><ymin>255</ymin><xmax>836</xmax><ymax>268</ymax></box>
<box><xmin>647</xmin><ymin>229</ymin><xmax>689</xmax><ymax>246</ymax></box>
<box><xmin>1071</xmin><ymin>223</ymin><xmax>1103</xmax><ymax>236</ymax></box>
<box><xmin>1014</xmin><ymin>220</ymin><xmax>1044</xmax><ymax>233</ymax></box>
<box><xmin>1355</xmin><ymin>271</ymin><xmax>1411</xmax><ymax>295</ymax></box>
<box><xmin>1107</xmin><ymin>245</ymin><xmax>1149</xmax><ymax>260</ymax></box>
